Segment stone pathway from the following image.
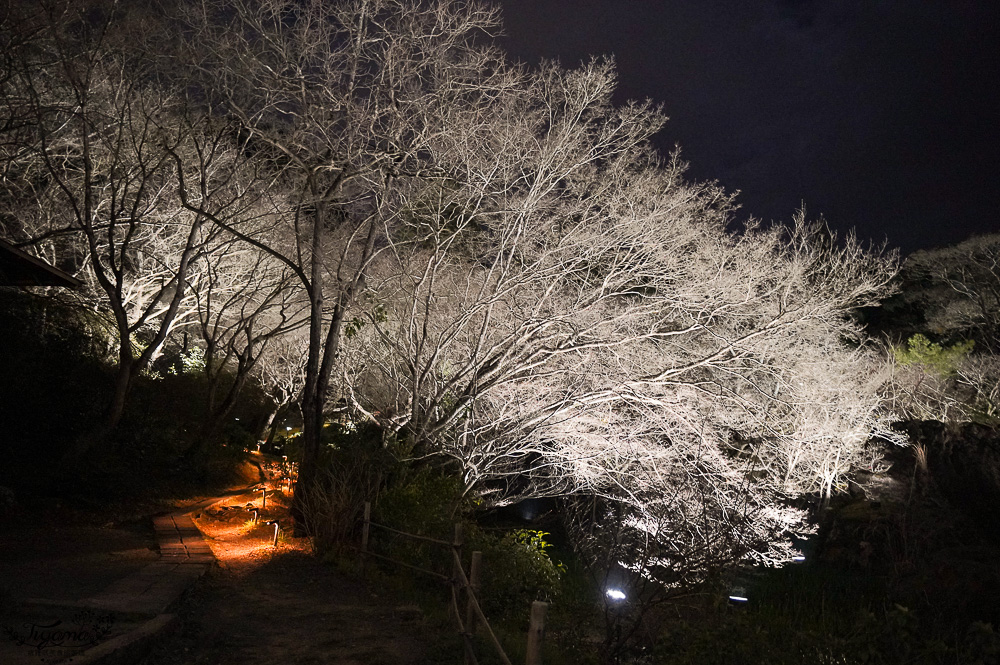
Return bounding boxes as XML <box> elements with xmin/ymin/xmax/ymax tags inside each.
<box><xmin>75</xmin><ymin>514</ymin><xmax>212</xmax><ymax>616</ymax></box>
<box><xmin>3</xmin><ymin>496</ymin><xmax>228</xmax><ymax>664</ymax></box>
<box><xmin>4</xmin><ymin>475</ymin><xmax>443</xmax><ymax>665</ymax></box>
<box><xmin>138</xmin><ymin>486</ymin><xmax>443</xmax><ymax>665</ymax></box>
<box><xmin>31</xmin><ymin>501</ymin><xmax>219</xmax><ymax>618</ymax></box>
<box><xmin>153</xmin><ymin>514</ymin><xmax>215</xmax><ymax>564</ymax></box>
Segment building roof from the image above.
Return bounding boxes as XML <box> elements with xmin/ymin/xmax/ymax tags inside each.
<box><xmin>0</xmin><ymin>238</ymin><xmax>82</xmax><ymax>287</ymax></box>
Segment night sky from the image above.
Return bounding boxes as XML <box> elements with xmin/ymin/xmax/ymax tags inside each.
<box><xmin>497</xmin><ymin>0</ymin><xmax>1000</xmax><ymax>255</ymax></box>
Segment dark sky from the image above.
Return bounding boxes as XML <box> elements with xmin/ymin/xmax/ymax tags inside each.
<box><xmin>497</xmin><ymin>0</ymin><xmax>1000</xmax><ymax>255</ymax></box>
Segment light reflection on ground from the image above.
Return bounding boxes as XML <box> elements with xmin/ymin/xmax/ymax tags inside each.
<box><xmin>193</xmin><ymin>476</ymin><xmax>310</xmax><ymax>571</ymax></box>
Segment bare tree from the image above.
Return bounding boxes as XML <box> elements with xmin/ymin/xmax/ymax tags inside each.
<box><xmin>154</xmin><ymin>111</ymin><xmax>310</xmax><ymax>453</ymax></box>
<box><xmin>956</xmin><ymin>354</ymin><xmax>1000</xmax><ymax>422</ymax></box>
<box><xmin>1</xmin><ymin>0</ymin><xmax>903</xmax><ymax>577</ymax></box>
<box><xmin>172</xmin><ymin>0</ymin><xmax>524</xmax><ymax>529</ymax></box>
<box><xmin>342</xmin><ymin>51</ymin><xmax>901</xmax><ymax>565</ymax></box>
<box><xmin>1</xmin><ymin>0</ymin><xmax>217</xmax><ymax>459</ymax></box>
<box><xmin>904</xmin><ymin>233</ymin><xmax>1000</xmax><ymax>353</ymax></box>
<box><xmin>254</xmin><ymin>330</ymin><xmax>310</xmax><ymax>443</ymax></box>
<box><xmin>186</xmin><ymin>233</ymin><xmax>306</xmax><ymax>455</ymax></box>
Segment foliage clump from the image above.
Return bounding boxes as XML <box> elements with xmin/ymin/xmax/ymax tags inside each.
<box><xmin>894</xmin><ymin>334</ymin><xmax>974</xmax><ymax>376</ymax></box>
<box><xmin>468</xmin><ymin>528</ymin><xmax>566</xmax><ymax>622</ymax></box>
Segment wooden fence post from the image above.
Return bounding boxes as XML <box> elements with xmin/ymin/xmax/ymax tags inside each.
<box><xmin>452</xmin><ymin>523</ymin><xmax>464</xmax><ymax>621</ymax></box>
<box><xmin>361</xmin><ymin>501</ymin><xmax>371</xmax><ymax>553</ymax></box>
<box><xmin>525</xmin><ymin>600</ymin><xmax>548</xmax><ymax>665</ymax></box>
<box><xmin>452</xmin><ymin>523</ymin><xmax>464</xmax><ymax>576</ymax></box>
<box><xmin>465</xmin><ymin>551</ymin><xmax>482</xmax><ymax>632</ymax></box>
<box><xmin>464</xmin><ymin>550</ymin><xmax>482</xmax><ymax>664</ymax></box>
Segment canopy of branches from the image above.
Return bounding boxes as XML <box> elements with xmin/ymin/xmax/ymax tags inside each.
<box><xmin>1</xmin><ymin>0</ymin><xmax>904</xmax><ymax>573</ymax></box>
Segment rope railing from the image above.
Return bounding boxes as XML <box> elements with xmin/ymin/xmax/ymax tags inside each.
<box><xmin>451</xmin><ymin>546</ymin><xmax>513</xmax><ymax>665</ymax></box>
<box><xmin>358</xmin><ymin>501</ymin><xmax>547</xmax><ymax>665</ymax></box>
<box><xmin>362</xmin><ymin>548</ymin><xmax>451</xmax><ymax>582</ymax></box>
<box><xmin>449</xmin><ymin>575</ymin><xmax>480</xmax><ymax>665</ymax></box>
<box><xmin>367</xmin><ymin>520</ymin><xmax>454</xmax><ymax>547</ymax></box>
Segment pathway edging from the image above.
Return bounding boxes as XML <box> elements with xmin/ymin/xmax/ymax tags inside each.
<box><xmin>39</xmin><ymin>493</ymin><xmax>234</xmax><ymax>664</ymax></box>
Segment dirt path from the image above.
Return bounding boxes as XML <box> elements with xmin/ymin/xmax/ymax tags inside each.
<box><xmin>140</xmin><ymin>487</ymin><xmax>455</xmax><ymax>665</ymax></box>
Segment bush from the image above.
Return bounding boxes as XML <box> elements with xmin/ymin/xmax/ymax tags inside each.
<box><xmin>368</xmin><ymin>464</ymin><xmax>464</xmax><ymax>575</ymax></box>
<box><xmin>468</xmin><ymin>527</ymin><xmax>566</xmax><ymax>622</ymax></box>
<box><xmin>364</xmin><ymin>460</ymin><xmax>567</xmax><ymax>623</ymax></box>
<box><xmin>375</xmin><ymin>465</ymin><xmax>463</xmax><ymax>535</ymax></box>
<box><xmin>0</xmin><ymin>290</ymin><xmax>109</xmax><ymax>469</ymax></box>
<box><xmin>301</xmin><ymin>422</ymin><xmax>396</xmax><ymax>555</ymax></box>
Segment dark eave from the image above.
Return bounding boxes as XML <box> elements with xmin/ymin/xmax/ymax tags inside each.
<box><xmin>0</xmin><ymin>238</ymin><xmax>82</xmax><ymax>288</ymax></box>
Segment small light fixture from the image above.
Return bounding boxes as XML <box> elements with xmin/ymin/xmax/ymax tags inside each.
<box><xmin>606</xmin><ymin>588</ymin><xmax>626</xmax><ymax>601</ymax></box>
<box><xmin>728</xmin><ymin>586</ymin><xmax>748</xmax><ymax>603</ymax></box>
<box><xmin>793</xmin><ymin>555</ymin><xmax>806</xmax><ymax>562</ymax></box>
<box><xmin>266</xmin><ymin>519</ymin><xmax>280</xmax><ymax>547</ymax></box>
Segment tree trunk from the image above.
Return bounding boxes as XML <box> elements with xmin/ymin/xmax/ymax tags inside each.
<box><xmin>62</xmin><ymin>357</ymin><xmax>133</xmax><ymax>464</ymax></box>
<box><xmin>260</xmin><ymin>405</ymin><xmax>280</xmax><ymax>443</ymax></box>
<box><xmin>186</xmin><ymin>356</ymin><xmax>255</xmax><ymax>460</ymax></box>
<box><xmin>290</xmin><ymin>185</ymin><xmax>328</xmax><ymax>536</ymax></box>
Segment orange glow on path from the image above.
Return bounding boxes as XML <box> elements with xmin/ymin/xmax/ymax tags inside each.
<box><xmin>194</xmin><ymin>477</ymin><xmax>308</xmax><ymax>571</ymax></box>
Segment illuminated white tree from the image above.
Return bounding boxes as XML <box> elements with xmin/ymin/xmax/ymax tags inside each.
<box><xmin>184</xmin><ymin>233</ymin><xmax>305</xmax><ymax>453</ymax></box>
<box><xmin>343</xmin><ymin>53</ymin><xmax>901</xmax><ymax>565</ymax></box>
<box><xmin>0</xmin><ymin>1</ymin><xmax>217</xmax><ymax>457</ymax></box>
<box><xmin>173</xmin><ymin>0</ymin><xmax>522</xmax><ymax>527</ymax></box>
<box><xmin>254</xmin><ymin>330</ymin><xmax>310</xmax><ymax>442</ymax></box>
<box><xmin>2</xmin><ymin>0</ymin><xmax>905</xmax><ymax>570</ymax></box>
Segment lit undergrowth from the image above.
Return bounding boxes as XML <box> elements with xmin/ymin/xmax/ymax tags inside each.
<box><xmin>192</xmin><ymin>481</ymin><xmax>308</xmax><ymax>566</ymax></box>
<box><xmin>237</xmin><ymin>519</ymin><xmax>259</xmax><ymax>535</ymax></box>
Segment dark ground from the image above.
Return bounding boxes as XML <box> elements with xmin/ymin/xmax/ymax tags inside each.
<box><xmin>137</xmin><ymin>486</ymin><xmax>455</xmax><ymax>665</ymax></box>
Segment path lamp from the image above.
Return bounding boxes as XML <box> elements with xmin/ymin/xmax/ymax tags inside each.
<box><xmin>265</xmin><ymin>520</ymin><xmax>280</xmax><ymax>547</ymax></box>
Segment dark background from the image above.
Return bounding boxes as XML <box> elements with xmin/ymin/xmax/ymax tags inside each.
<box><xmin>498</xmin><ymin>0</ymin><xmax>1000</xmax><ymax>255</ymax></box>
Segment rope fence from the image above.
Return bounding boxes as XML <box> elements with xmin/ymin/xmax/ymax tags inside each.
<box><xmin>357</xmin><ymin>501</ymin><xmax>548</xmax><ymax>665</ymax></box>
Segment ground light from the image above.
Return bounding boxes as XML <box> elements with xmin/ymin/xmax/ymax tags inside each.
<box><xmin>728</xmin><ymin>586</ymin><xmax>748</xmax><ymax>603</ymax></box>
<box><xmin>606</xmin><ymin>588</ymin><xmax>627</xmax><ymax>601</ymax></box>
